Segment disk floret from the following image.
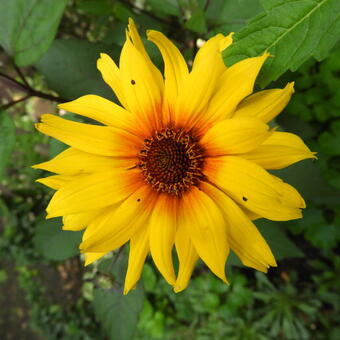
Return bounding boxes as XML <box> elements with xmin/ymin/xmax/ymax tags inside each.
<box><xmin>138</xmin><ymin>128</ymin><xmax>205</xmax><ymax>195</ymax></box>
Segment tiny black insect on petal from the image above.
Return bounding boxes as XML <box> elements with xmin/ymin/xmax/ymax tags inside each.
<box><xmin>137</xmin><ymin>198</ymin><xmax>141</xmax><ymax>202</ymax></box>
<box><xmin>131</xmin><ymin>79</ymin><xmax>136</xmax><ymax>85</ymax></box>
<box><xmin>242</xmin><ymin>196</ymin><xmax>248</xmax><ymax>201</ymax></box>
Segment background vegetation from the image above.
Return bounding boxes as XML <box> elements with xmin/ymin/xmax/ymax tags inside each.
<box><xmin>0</xmin><ymin>0</ymin><xmax>339</xmax><ymax>339</ymax></box>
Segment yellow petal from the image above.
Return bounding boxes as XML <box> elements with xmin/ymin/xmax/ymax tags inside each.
<box><xmin>127</xmin><ymin>18</ymin><xmax>164</xmax><ymax>91</ymax></box>
<box><xmin>36</xmin><ymin>175</ymin><xmax>71</xmax><ymax>190</ymax></box>
<box><xmin>241</xmin><ymin>207</ymin><xmax>262</xmax><ymax>221</ymax></box>
<box><xmin>62</xmin><ymin>209</ymin><xmax>103</xmax><ymax>231</ymax></box>
<box><xmin>203</xmin><ymin>182</ymin><xmax>276</xmax><ymax>272</ymax></box>
<box><xmin>97</xmin><ymin>53</ymin><xmax>127</xmax><ymax>108</ymax></box>
<box><xmin>192</xmin><ymin>33</ymin><xmax>232</xmax><ymax>74</ymax></box>
<box><xmin>179</xmin><ymin>187</ymin><xmax>229</xmax><ymax>282</ymax></box>
<box><xmin>174</xmin><ymin>34</ymin><xmax>231</xmax><ymax>129</ymax></box>
<box><xmin>83</xmin><ymin>221</ymin><xmax>111</xmax><ymax>265</ymax></box>
<box><xmin>234</xmin><ymin>82</ymin><xmax>295</xmax><ymax>122</ymax></box>
<box><xmin>201</xmin><ymin>117</ymin><xmax>271</xmax><ymax>156</ymax></box>
<box><xmin>147</xmin><ymin>29</ymin><xmax>188</xmax><ymax>124</ymax></box>
<box><xmin>58</xmin><ymin>95</ymin><xmax>141</xmax><ymax>134</ymax></box>
<box><xmin>149</xmin><ymin>195</ymin><xmax>176</xmax><ymax>285</ymax></box>
<box><xmin>205</xmin><ymin>156</ymin><xmax>303</xmax><ymax>221</ymax></box>
<box><xmin>206</xmin><ymin>53</ymin><xmax>269</xmax><ymax>124</ymax></box>
<box><xmin>174</xmin><ymin>225</ymin><xmax>198</xmax><ymax>293</ymax></box>
<box><xmin>84</xmin><ymin>252</ymin><xmax>107</xmax><ymax>266</ymax></box>
<box><xmin>35</xmin><ymin>114</ymin><xmax>142</xmax><ymax>157</ymax></box>
<box><xmin>119</xmin><ymin>34</ymin><xmax>163</xmax><ymax>133</ymax></box>
<box><xmin>271</xmin><ymin>175</ymin><xmax>306</xmax><ymax>209</ymax></box>
<box><xmin>46</xmin><ymin>169</ymin><xmax>142</xmax><ymax>217</ymax></box>
<box><xmin>124</xmin><ymin>226</ymin><xmax>150</xmax><ymax>294</ymax></box>
<box><xmin>242</xmin><ymin>131</ymin><xmax>316</xmax><ymax>169</ymax></box>
<box><xmin>32</xmin><ymin>147</ymin><xmax>134</xmax><ymax>176</ymax></box>
<box><xmin>80</xmin><ymin>185</ymin><xmax>156</xmax><ymax>253</ymax></box>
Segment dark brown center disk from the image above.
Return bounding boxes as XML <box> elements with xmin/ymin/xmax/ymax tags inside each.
<box><xmin>138</xmin><ymin>128</ymin><xmax>205</xmax><ymax>196</ymax></box>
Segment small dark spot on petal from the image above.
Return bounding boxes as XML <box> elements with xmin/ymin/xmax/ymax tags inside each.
<box><xmin>242</xmin><ymin>196</ymin><xmax>248</xmax><ymax>201</ymax></box>
<box><xmin>137</xmin><ymin>198</ymin><xmax>141</xmax><ymax>202</ymax></box>
<box><xmin>131</xmin><ymin>79</ymin><xmax>136</xmax><ymax>85</ymax></box>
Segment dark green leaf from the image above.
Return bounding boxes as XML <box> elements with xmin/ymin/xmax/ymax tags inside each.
<box><xmin>35</xmin><ymin>39</ymin><xmax>120</xmax><ymax>101</ymax></box>
<box><xmin>93</xmin><ymin>249</ymin><xmax>144</xmax><ymax>340</ymax></box>
<box><xmin>275</xmin><ymin>161</ymin><xmax>340</xmax><ymax>206</ymax></box>
<box><xmin>78</xmin><ymin>0</ymin><xmax>113</xmax><ymax>16</ymax></box>
<box><xmin>94</xmin><ymin>254</ymin><xmax>144</xmax><ymax>340</ymax></box>
<box><xmin>146</xmin><ymin>0</ymin><xmax>180</xmax><ymax>17</ymax></box>
<box><xmin>224</xmin><ymin>0</ymin><xmax>340</xmax><ymax>87</ymax></box>
<box><xmin>0</xmin><ymin>111</ymin><xmax>16</xmax><ymax>179</ymax></box>
<box><xmin>206</xmin><ymin>0</ymin><xmax>263</xmax><ymax>33</ymax></box>
<box><xmin>33</xmin><ymin>217</ymin><xmax>82</xmax><ymax>261</ymax></box>
<box><xmin>318</xmin><ymin>120</ymin><xmax>340</xmax><ymax>156</ymax></box>
<box><xmin>185</xmin><ymin>8</ymin><xmax>207</xmax><ymax>34</ymax></box>
<box><xmin>257</xmin><ymin>220</ymin><xmax>304</xmax><ymax>259</ymax></box>
<box><xmin>294</xmin><ymin>208</ymin><xmax>340</xmax><ymax>250</ymax></box>
<box><xmin>0</xmin><ymin>0</ymin><xmax>67</xmax><ymax>66</ymax></box>
<box><xmin>93</xmin><ymin>286</ymin><xmax>144</xmax><ymax>340</ymax></box>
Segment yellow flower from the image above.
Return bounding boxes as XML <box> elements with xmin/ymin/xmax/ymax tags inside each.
<box><xmin>34</xmin><ymin>19</ymin><xmax>315</xmax><ymax>294</ymax></box>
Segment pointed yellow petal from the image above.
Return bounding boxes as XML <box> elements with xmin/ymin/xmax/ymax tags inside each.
<box><xmin>174</xmin><ymin>34</ymin><xmax>230</xmax><ymax>129</ymax></box>
<box><xmin>124</xmin><ymin>226</ymin><xmax>150</xmax><ymax>294</ymax></box>
<box><xmin>149</xmin><ymin>195</ymin><xmax>176</xmax><ymax>285</ymax></box>
<box><xmin>242</xmin><ymin>131</ymin><xmax>316</xmax><ymax>169</ymax></box>
<box><xmin>207</xmin><ymin>53</ymin><xmax>270</xmax><ymax>123</ymax></box>
<box><xmin>234</xmin><ymin>82</ymin><xmax>295</xmax><ymax>122</ymax></box>
<box><xmin>174</xmin><ymin>225</ymin><xmax>198</xmax><ymax>293</ymax></box>
<box><xmin>84</xmin><ymin>252</ymin><xmax>107</xmax><ymax>266</ymax></box>
<box><xmin>58</xmin><ymin>95</ymin><xmax>141</xmax><ymax>134</ymax></box>
<box><xmin>179</xmin><ymin>188</ymin><xmax>229</xmax><ymax>282</ymax></box>
<box><xmin>205</xmin><ymin>156</ymin><xmax>303</xmax><ymax>221</ymax></box>
<box><xmin>147</xmin><ymin>29</ymin><xmax>188</xmax><ymax>124</ymax></box>
<box><xmin>201</xmin><ymin>117</ymin><xmax>271</xmax><ymax>156</ymax></box>
<box><xmin>36</xmin><ymin>175</ymin><xmax>71</xmax><ymax>190</ymax></box>
<box><xmin>62</xmin><ymin>209</ymin><xmax>103</xmax><ymax>231</ymax></box>
<box><xmin>46</xmin><ymin>169</ymin><xmax>141</xmax><ymax>217</ymax></box>
<box><xmin>32</xmin><ymin>147</ymin><xmax>133</xmax><ymax>176</ymax></box>
<box><xmin>127</xmin><ymin>18</ymin><xmax>164</xmax><ymax>91</ymax></box>
<box><xmin>119</xmin><ymin>34</ymin><xmax>163</xmax><ymax>133</ymax></box>
<box><xmin>192</xmin><ymin>33</ymin><xmax>232</xmax><ymax>73</ymax></box>
<box><xmin>80</xmin><ymin>186</ymin><xmax>156</xmax><ymax>253</ymax></box>
<box><xmin>97</xmin><ymin>53</ymin><xmax>127</xmax><ymax>108</ymax></box>
<box><xmin>35</xmin><ymin>114</ymin><xmax>142</xmax><ymax>157</ymax></box>
<box><xmin>203</xmin><ymin>182</ymin><xmax>276</xmax><ymax>272</ymax></box>
<box><xmin>270</xmin><ymin>175</ymin><xmax>306</xmax><ymax>209</ymax></box>
<box><xmin>218</xmin><ymin>33</ymin><xmax>233</xmax><ymax>51</ymax></box>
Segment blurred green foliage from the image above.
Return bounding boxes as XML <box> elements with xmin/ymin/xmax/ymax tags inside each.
<box><xmin>0</xmin><ymin>0</ymin><xmax>339</xmax><ymax>339</ymax></box>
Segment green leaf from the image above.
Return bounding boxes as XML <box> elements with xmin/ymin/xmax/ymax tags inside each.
<box><xmin>275</xmin><ymin>161</ymin><xmax>340</xmax><ymax>206</ymax></box>
<box><xmin>257</xmin><ymin>220</ymin><xmax>304</xmax><ymax>259</ymax></box>
<box><xmin>93</xmin><ymin>286</ymin><xmax>144</xmax><ymax>340</ymax></box>
<box><xmin>0</xmin><ymin>111</ymin><xmax>16</xmax><ymax>179</ymax></box>
<box><xmin>77</xmin><ymin>0</ymin><xmax>113</xmax><ymax>16</ymax></box>
<box><xmin>35</xmin><ymin>39</ymin><xmax>120</xmax><ymax>101</ymax></box>
<box><xmin>224</xmin><ymin>0</ymin><xmax>340</xmax><ymax>87</ymax></box>
<box><xmin>93</xmin><ymin>254</ymin><xmax>144</xmax><ymax>340</ymax></box>
<box><xmin>93</xmin><ymin>248</ymin><xmax>144</xmax><ymax>340</ymax></box>
<box><xmin>146</xmin><ymin>0</ymin><xmax>180</xmax><ymax>17</ymax></box>
<box><xmin>0</xmin><ymin>0</ymin><xmax>67</xmax><ymax>66</ymax></box>
<box><xmin>318</xmin><ymin>120</ymin><xmax>340</xmax><ymax>156</ymax></box>
<box><xmin>206</xmin><ymin>0</ymin><xmax>263</xmax><ymax>33</ymax></box>
<box><xmin>33</xmin><ymin>218</ymin><xmax>82</xmax><ymax>261</ymax></box>
<box><xmin>185</xmin><ymin>8</ymin><xmax>207</xmax><ymax>34</ymax></box>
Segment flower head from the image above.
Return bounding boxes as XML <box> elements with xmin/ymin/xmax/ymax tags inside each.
<box><xmin>34</xmin><ymin>19</ymin><xmax>315</xmax><ymax>293</ymax></box>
